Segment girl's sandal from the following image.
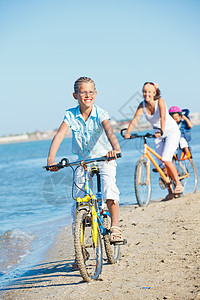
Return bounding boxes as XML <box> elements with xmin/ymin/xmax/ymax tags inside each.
<box><xmin>110</xmin><ymin>226</ymin><xmax>123</xmax><ymax>245</ymax></box>
<box><xmin>174</xmin><ymin>185</ymin><xmax>184</xmax><ymax>194</ymax></box>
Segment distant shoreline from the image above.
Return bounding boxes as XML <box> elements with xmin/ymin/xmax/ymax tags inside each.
<box><xmin>0</xmin><ymin>130</ymin><xmax>71</xmax><ymax>145</ymax></box>
<box><xmin>1</xmin><ymin>118</ymin><xmax>200</xmax><ymax>145</ymax></box>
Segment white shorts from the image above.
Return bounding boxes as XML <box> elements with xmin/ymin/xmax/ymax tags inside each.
<box><xmin>180</xmin><ymin>137</ymin><xmax>188</xmax><ymax>149</ymax></box>
<box><xmin>74</xmin><ymin>160</ymin><xmax>119</xmax><ymax>202</ymax></box>
<box><xmin>71</xmin><ymin>160</ymin><xmax>120</xmax><ymax>229</ymax></box>
<box><xmin>154</xmin><ymin>129</ymin><xmax>181</xmax><ymax>162</ymax></box>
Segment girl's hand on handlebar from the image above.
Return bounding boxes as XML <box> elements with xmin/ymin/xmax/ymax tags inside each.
<box><xmin>106</xmin><ymin>150</ymin><xmax>120</xmax><ymax>160</ymax></box>
<box><xmin>47</xmin><ymin>161</ymin><xmax>59</xmax><ymax>172</ymax></box>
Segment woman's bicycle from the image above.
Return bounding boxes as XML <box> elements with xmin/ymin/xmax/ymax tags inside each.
<box><xmin>121</xmin><ymin>129</ymin><xmax>198</xmax><ymax>207</ymax></box>
<box><xmin>44</xmin><ymin>154</ymin><xmax>125</xmax><ymax>282</ymax></box>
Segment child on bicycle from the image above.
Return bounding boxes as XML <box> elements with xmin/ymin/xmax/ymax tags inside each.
<box><xmin>124</xmin><ymin>82</ymin><xmax>183</xmax><ymax>201</ymax></box>
<box><xmin>47</xmin><ymin>76</ymin><xmax>123</xmax><ymax>244</ymax></box>
<box><xmin>169</xmin><ymin>106</ymin><xmax>193</xmax><ymax>159</ymax></box>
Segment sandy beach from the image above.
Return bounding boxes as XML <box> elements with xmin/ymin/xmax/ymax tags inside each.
<box><xmin>1</xmin><ymin>192</ymin><xmax>200</xmax><ymax>300</ymax></box>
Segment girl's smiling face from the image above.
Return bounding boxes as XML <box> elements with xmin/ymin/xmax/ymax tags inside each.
<box><xmin>73</xmin><ymin>82</ymin><xmax>97</xmax><ymax>111</ymax></box>
<box><xmin>143</xmin><ymin>84</ymin><xmax>156</xmax><ymax>102</ymax></box>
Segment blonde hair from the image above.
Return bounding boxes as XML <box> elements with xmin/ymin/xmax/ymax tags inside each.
<box><xmin>74</xmin><ymin>77</ymin><xmax>95</xmax><ymax>94</ymax></box>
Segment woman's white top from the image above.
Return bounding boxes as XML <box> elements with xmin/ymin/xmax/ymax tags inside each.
<box><xmin>142</xmin><ymin>100</ymin><xmax>179</xmax><ymax>136</ymax></box>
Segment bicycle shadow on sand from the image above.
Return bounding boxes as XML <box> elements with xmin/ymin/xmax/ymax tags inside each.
<box><xmin>0</xmin><ymin>259</ymin><xmax>86</xmax><ymax>292</ymax></box>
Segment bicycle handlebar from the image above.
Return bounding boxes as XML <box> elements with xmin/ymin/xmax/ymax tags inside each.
<box><xmin>120</xmin><ymin>128</ymin><xmax>155</xmax><ymax>139</ymax></box>
<box><xmin>43</xmin><ymin>153</ymin><xmax>122</xmax><ymax>171</ymax></box>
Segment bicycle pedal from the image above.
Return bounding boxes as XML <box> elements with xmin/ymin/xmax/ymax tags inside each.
<box><xmin>122</xmin><ymin>239</ymin><xmax>127</xmax><ymax>245</ymax></box>
<box><xmin>110</xmin><ymin>239</ymin><xmax>127</xmax><ymax>245</ymax></box>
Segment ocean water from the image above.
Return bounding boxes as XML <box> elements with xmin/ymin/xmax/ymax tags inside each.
<box><xmin>0</xmin><ymin>126</ymin><xmax>199</xmax><ymax>287</ymax></box>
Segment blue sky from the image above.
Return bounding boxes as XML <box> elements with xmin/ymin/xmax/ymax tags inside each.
<box><xmin>0</xmin><ymin>0</ymin><xmax>200</xmax><ymax>136</ymax></box>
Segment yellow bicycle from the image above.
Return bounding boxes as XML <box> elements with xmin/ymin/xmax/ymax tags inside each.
<box><xmin>44</xmin><ymin>154</ymin><xmax>125</xmax><ymax>282</ymax></box>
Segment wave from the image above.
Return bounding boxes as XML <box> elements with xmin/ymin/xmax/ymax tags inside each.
<box><xmin>0</xmin><ymin>229</ymin><xmax>36</xmax><ymax>275</ymax></box>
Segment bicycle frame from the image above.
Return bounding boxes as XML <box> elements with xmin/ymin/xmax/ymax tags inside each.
<box><xmin>75</xmin><ymin>164</ymin><xmax>98</xmax><ymax>248</ymax></box>
<box><xmin>75</xmin><ymin>163</ymin><xmax>110</xmax><ymax>248</ymax></box>
<box><xmin>172</xmin><ymin>153</ymin><xmax>190</xmax><ymax>180</ymax></box>
<box><xmin>140</xmin><ymin>141</ymin><xmax>189</xmax><ymax>186</ymax></box>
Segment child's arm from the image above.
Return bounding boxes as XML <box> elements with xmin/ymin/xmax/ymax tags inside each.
<box><xmin>124</xmin><ymin>102</ymin><xmax>143</xmax><ymax>138</ymax></box>
<box><xmin>182</xmin><ymin>114</ymin><xmax>193</xmax><ymax>129</ymax></box>
<box><xmin>47</xmin><ymin>121</ymin><xmax>69</xmax><ymax>170</ymax></box>
<box><xmin>102</xmin><ymin>119</ymin><xmax>121</xmax><ymax>159</ymax></box>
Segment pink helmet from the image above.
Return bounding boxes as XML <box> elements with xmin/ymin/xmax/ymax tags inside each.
<box><xmin>169</xmin><ymin>106</ymin><xmax>182</xmax><ymax>114</ymax></box>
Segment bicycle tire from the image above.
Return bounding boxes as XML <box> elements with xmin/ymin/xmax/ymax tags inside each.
<box><xmin>103</xmin><ymin>214</ymin><xmax>120</xmax><ymax>264</ymax></box>
<box><xmin>74</xmin><ymin>209</ymin><xmax>103</xmax><ymax>282</ymax></box>
<box><xmin>173</xmin><ymin>158</ymin><xmax>198</xmax><ymax>194</ymax></box>
<box><xmin>134</xmin><ymin>158</ymin><xmax>151</xmax><ymax>207</ymax></box>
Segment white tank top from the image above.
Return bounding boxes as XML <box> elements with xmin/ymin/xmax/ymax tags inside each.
<box><xmin>142</xmin><ymin>100</ymin><xmax>179</xmax><ymax>136</ymax></box>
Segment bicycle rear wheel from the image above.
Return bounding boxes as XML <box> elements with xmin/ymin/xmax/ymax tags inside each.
<box><xmin>173</xmin><ymin>158</ymin><xmax>198</xmax><ymax>194</ymax></box>
<box><xmin>74</xmin><ymin>209</ymin><xmax>103</xmax><ymax>282</ymax></box>
<box><xmin>134</xmin><ymin>158</ymin><xmax>151</xmax><ymax>207</ymax></box>
<box><xmin>103</xmin><ymin>214</ymin><xmax>120</xmax><ymax>264</ymax></box>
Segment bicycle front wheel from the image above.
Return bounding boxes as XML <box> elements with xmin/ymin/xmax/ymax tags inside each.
<box><xmin>134</xmin><ymin>158</ymin><xmax>151</xmax><ymax>207</ymax></box>
<box><xmin>174</xmin><ymin>158</ymin><xmax>198</xmax><ymax>194</ymax></box>
<box><xmin>103</xmin><ymin>214</ymin><xmax>120</xmax><ymax>264</ymax></box>
<box><xmin>74</xmin><ymin>209</ymin><xmax>103</xmax><ymax>282</ymax></box>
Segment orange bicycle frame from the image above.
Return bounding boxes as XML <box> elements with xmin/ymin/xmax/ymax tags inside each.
<box><xmin>141</xmin><ymin>144</ymin><xmax>170</xmax><ymax>185</ymax></box>
<box><xmin>138</xmin><ymin>143</ymin><xmax>189</xmax><ymax>186</ymax></box>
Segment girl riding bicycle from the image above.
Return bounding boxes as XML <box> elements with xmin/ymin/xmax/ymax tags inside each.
<box><xmin>47</xmin><ymin>76</ymin><xmax>123</xmax><ymax>243</ymax></box>
<box><xmin>125</xmin><ymin>82</ymin><xmax>183</xmax><ymax>201</ymax></box>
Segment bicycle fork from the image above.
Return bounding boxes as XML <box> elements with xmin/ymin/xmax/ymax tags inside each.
<box><xmin>78</xmin><ymin>165</ymin><xmax>100</xmax><ymax>250</ymax></box>
<box><xmin>77</xmin><ymin>198</ymin><xmax>98</xmax><ymax>249</ymax></box>
<box><xmin>138</xmin><ymin>156</ymin><xmax>151</xmax><ymax>185</ymax></box>
<box><xmin>91</xmin><ymin>206</ymin><xmax>98</xmax><ymax>248</ymax></box>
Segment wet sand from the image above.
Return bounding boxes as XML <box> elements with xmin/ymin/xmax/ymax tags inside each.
<box><xmin>1</xmin><ymin>192</ymin><xmax>200</xmax><ymax>300</ymax></box>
